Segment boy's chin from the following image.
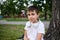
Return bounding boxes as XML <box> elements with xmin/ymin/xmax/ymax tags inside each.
<box><xmin>30</xmin><ymin>20</ymin><xmax>34</xmax><ymax>23</ymax></box>
<box><xmin>30</xmin><ymin>20</ymin><xmax>37</xmax><ymax>23</ymax></box>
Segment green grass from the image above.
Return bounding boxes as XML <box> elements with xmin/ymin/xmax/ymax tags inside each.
<box><xmin>40</xmin><ymin>17</ymin><xmax>51</xmax><ymax>21</ymax></box>
<box><xmin>0</xmin><ymin>24</ymin><xmax>48</xmax><ymax>40</ymax></box>
<box><xmin>0</xmin><ymin>24</ymin><xmax>25</xmax><ymax>40</ymax></box>
<box><xmin>1</xmin><ymin>18</ymin><xmax>28</xmax><ymax>21</ymax></box>
<box><xmin>0</xmin><ymin>17</ymin><xmax>50</xmax><ymax>21</ymax></box>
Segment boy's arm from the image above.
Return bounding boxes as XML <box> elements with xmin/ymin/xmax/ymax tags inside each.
<box><xmin>37</xmin><ymin>22</ymin><xmax>45</xmax><ymax>40</ymax></box>
<box><xmin>24</xmin><ymin>30</ymin><xmax>29</xmax><ymax>40</ymax></box>
<box><xmin>36</xmin><ymin>33</ymin><xmax>43</xmax><ymax>40</ymax></box>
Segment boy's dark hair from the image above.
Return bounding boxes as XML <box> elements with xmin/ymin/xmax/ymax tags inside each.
<box><xmin>27</xmin><ymin>5</ymin><xmax>39</xmax><ymax>14</ymax></box>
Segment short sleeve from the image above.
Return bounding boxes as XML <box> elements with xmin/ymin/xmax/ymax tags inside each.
<box><xmin>38</xmin><ymin>23</ymin><xmax>45</xmax><ymax>34</ymax></box>
<box><xmin>24</xmin><ymin>21</ymin><xmax>30</xmax><ymax>30</ymax></box>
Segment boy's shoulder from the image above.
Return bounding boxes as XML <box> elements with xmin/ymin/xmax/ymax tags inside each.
<box><xmin>26</xmin><ymin>21</ymin><xmax>30</xmax><ymax>24</ymax></box>
<box><xmin>26</xmin><ymin>21</ymin><xmax>30</xmax><ymax>25</ymax></box>
<box><xmin>25</xmin><ymin>21</ymin><xmax>31</xmax><ymax>27</ymax></box>
<box><xmin>39</xmin><ymin>20</ymin><xmax>44</xmax><ymax>26</ymax></box>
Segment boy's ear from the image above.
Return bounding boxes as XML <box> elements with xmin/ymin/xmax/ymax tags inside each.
<box><xmin>38</xmin><ymin>13</ymin><xmax>40</xmax><ymax>18</ymax></box>
<box><xmin>38</xmin><ymin>13</ymin><xmax>40</xmax><ymax>16</ymax></box>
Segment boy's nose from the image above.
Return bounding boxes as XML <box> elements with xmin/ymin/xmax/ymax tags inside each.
<box><xmin>30</xmin><ymin>16</ymin><xmax>32</xmax><ymax>18</ymax></box>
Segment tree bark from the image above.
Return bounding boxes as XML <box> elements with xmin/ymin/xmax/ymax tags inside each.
<box><xmin>44</xmin><ymin>0</ymin><xmax>60</xmax><ymax>40</ymax></box>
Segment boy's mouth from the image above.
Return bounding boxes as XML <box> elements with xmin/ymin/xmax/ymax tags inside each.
<box><xmin>30</xmin><ymin>19</ymin><xmax>36</xmax><ymax>23</ymax></box>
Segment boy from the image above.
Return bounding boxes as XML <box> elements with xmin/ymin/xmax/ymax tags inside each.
<box><xmin>24</xmin><ymin>5</ymin><xmax>45</xmax><ymax>40</ymax></box>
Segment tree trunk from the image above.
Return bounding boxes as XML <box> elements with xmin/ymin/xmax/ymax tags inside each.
<box><xmin>44</xmin><ymin>0</ymin><xmax>60</xmax><ymax>40</ymax></box>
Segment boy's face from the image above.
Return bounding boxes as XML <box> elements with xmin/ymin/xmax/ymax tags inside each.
<box><xmin>27</xmin><ymin>10</ymin><xmax>39</xmax><ymax>23</ymax></box>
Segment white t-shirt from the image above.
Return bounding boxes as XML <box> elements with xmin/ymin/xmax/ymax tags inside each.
<box><xmin>24</xmin><ymin>20</ymin><xmax>45</xmax><ymax>40</ymax></box>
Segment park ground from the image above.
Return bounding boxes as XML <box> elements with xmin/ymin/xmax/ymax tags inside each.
<box><xmin>0</xmin><ymin>18</ymin><xmax>50</xmax><ymax>40</ymax></box>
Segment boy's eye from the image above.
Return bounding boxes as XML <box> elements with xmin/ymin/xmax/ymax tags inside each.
<box><xmin>27</xmin><ymin>14</ymin><xmax>30</xmax><ymax>16</ymax></box>
<box><xmin>32</xmin><ymin>13</ymin><xmax>35</xmax><ymax>15</ymax></box>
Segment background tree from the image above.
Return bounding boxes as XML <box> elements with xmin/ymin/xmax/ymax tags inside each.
<box><xmin>0</xmin><ymin>0</ymin><xmax>52</xmax><ymax>19</ymax></box>
<box><xmin>1</xmin><ymin>0</ymin><xmax>17</xmax><ymax>17</ymax></box>
<box><xmin>44</xmin><ymin>0</ymin><xmax>60</xmax><ymax>40</ymax></box>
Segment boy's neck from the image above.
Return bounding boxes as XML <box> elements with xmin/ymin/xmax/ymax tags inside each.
<box><xmin>31</xmin><ymin>20</ymin><xmax>39</xmax><ymax>23</ymax></box>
